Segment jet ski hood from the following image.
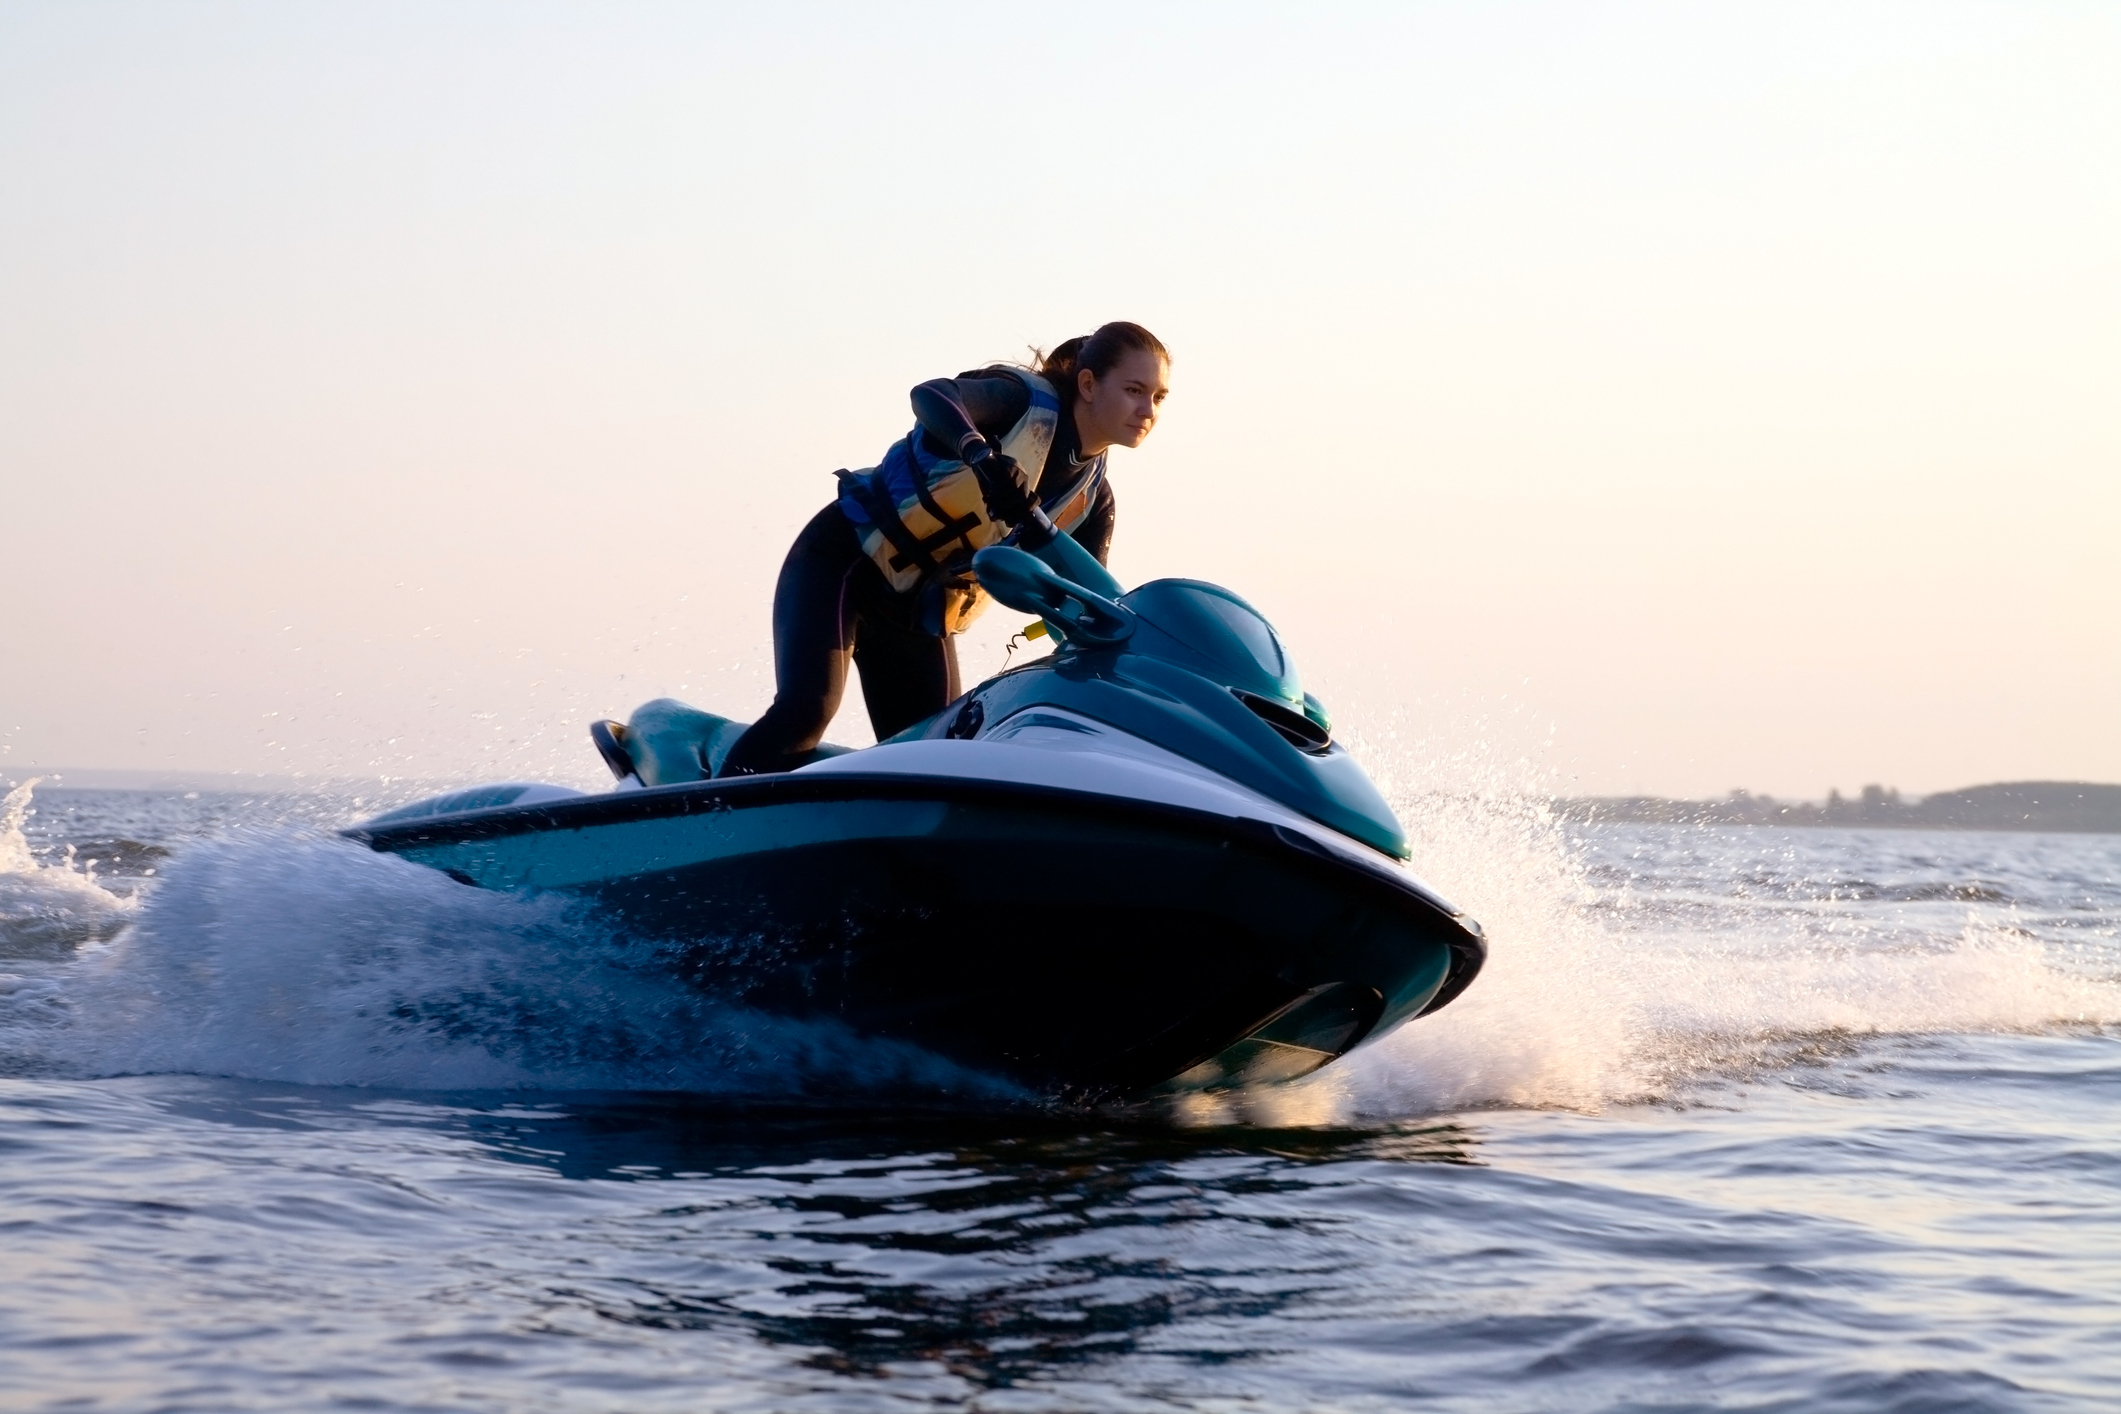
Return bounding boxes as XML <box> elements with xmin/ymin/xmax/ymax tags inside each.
<box><xmin>909</xmin><ymin>552</ymin><xmax>1407</xmax><ymax>859</ymax></box>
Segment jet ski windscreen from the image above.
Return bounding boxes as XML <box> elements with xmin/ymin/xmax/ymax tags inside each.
<box><xmin>1121</xmin><ymin>580</ymin><xmax>1300</xmax><ymax>704</ymax></box>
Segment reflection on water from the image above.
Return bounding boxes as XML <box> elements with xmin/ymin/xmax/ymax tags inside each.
<box><xmin>134</xmin><ymin>1083</ymin><xmax>1486</xmax><ymax>1398</ymax></box>
<box><xmin>452</xmin><ymin>1097</ymin><xmax>1477</xmax><ymax>1389</ymax></box>
<box><xmin>10</xmin><ymin>1034</ymin><xmax>2121</xmax><ymax>1409</ymax></box>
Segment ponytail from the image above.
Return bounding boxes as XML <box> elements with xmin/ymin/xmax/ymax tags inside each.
<box><xmin>1033</xmin><ymin>321</ymin><xmax>1169</xmax><ymax>406</ymax></box>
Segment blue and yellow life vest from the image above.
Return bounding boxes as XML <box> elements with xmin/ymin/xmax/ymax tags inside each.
<box><xmin>836</xmin><ymin>370</ymin><xmax>1105</xmax><ymax>632</ymax></box>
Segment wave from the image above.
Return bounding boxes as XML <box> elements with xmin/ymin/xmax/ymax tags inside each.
<box><xmin>0</xmin><ymin>783</ymin><xmax>1017</xmax><ymax>1098</ymax></box>
<box><xmin>0</xmin><ymin>778</ymin><xmax>139</xmax><ymax>959</ymax></box>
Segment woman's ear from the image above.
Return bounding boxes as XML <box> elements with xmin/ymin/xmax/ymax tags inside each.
<box><xmin>1077</xmin><ymin>367</ymin><xmax>1098</xmax><ymax>402</ymax></box>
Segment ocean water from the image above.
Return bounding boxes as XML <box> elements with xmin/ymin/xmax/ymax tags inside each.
<box><xmin>2</xmin><ymin>776</ymin><xmax>2118</xmax><ymax>1412</ymax></box>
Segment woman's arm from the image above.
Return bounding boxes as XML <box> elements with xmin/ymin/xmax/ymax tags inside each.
<box><xmin>910</xmin><ymin>373</ymin><xmax>1033</xmax><ymax>459</ymax></box>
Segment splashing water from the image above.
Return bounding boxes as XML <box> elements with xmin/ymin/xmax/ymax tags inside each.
<box><xmin>0</xmin><ymin>783</ymin><xmax>1017</xmax><ymax>1098</ymax></box>
<box><xmin>74</xmin><ymin>830</ymin><xmax>1018</xmax><ymax>1097</ymax></box>
<box><xmin>1140</xmin><ymin>711</ymin><xmax>2121</xmax><ymax>1127</ymax></box>
<box><xmin>1274</xmin><ymin>736</ymin><xmax>2121</xmax><ymax>1124</ymax></box>
<box><xmin>0</xmin><ymin>778</ymin><xmax>138</xmax><ymax>961</ymax></box>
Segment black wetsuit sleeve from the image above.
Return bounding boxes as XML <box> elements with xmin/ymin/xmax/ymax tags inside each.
<box><xmin>910</xmin><ymin>374</ymin><xmax>1033</xmax><ymax>459</ymax></box>
<box><xmin>1077</xmin><ymin>479</ymin><xmax>1116</xmax><ymax>566</ymax></box>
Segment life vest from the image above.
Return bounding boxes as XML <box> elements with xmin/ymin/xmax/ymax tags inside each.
<box><xmin>835</xmin><ymin>369</ymin><xmax>1105</xmax><ymax>632</ymax></box>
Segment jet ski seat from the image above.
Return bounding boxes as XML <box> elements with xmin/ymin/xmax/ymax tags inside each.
<box><xmin>591</xmin><ymin>697</ymin><xmax>852</xmax><ymax>785</ymax></box>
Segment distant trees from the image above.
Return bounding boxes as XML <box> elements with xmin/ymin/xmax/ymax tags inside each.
<box><xmin>1558</xmin><ymin>782</ymin><xmax>2121</xmax><ymax>833</ymax></box>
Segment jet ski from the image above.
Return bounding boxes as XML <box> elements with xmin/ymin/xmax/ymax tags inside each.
<box><xmin>345</xmin><ymin>535</ymin><xmax>1486</xmax><ymax>1099</ymax></box>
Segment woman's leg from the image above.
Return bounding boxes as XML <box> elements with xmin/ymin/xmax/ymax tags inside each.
<box><xmin>715</xmin><ymin>505</ymin><xmax>863</xmax><ymax>777</ymax></box>
<box><xmin>848</xmin><ymin>599</ymin><xmax>960</xmax><ymax>741</ymax></box>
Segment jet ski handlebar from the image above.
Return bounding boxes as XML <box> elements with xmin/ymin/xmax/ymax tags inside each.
<box><xmin>972</xmin><ymin>545</ymin><xmax>1134</xmax><ymax>648</ymax></box>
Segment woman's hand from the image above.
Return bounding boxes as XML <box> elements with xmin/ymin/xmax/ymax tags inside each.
<box><xmin>969</xmin><ymin>447</ymin><xmax>1036</xmax><ymax>526</ymax></box>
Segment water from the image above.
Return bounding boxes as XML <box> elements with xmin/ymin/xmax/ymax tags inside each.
<box><xmin>3</xmin><ymin>776</ymin><xmax>2119</xmax><ymax>1411</ymax></box>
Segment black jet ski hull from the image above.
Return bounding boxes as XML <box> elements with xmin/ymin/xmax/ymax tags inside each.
<box><xmin>349</xmin><ymin>772</ymin><xmax>1484</xmax><ymax>1098</ymax></box>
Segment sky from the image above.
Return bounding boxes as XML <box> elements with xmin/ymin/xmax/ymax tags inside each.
<box><xmin>2</xmin><ymin>0</ymin><xmax>2116</xmax><ymax>799</ymax></box>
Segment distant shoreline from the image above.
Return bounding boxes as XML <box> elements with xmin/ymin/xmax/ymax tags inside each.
<box><xmin>1557</xmin><ymin>781</ymin><xmax>2121</xmax><ymax>834</ymax></box>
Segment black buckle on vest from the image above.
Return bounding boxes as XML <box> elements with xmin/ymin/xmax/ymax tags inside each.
<box><xmin>836</xmin><ymin>467</ymin><xmax>941</xmax><ymax>580</ymax></box>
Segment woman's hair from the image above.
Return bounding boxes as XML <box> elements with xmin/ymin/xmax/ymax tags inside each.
<box><xmin>1033</xmin><ymin>321</ymin><xmax>1169</xmax><ymax>404</ymax></box>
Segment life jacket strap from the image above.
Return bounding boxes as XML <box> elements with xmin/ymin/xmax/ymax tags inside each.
<box><xmin>904</xmin><ymin>437</ymin><xmax>983</xmax><ymax>562</ymax></box>
<box><xmin>890</xmin><ymin>519</ymin><xmax>983</xmax><ymax>574</ymax></box>
<box><xmin>834</xmin><ymin>468</ymin><xmax>942</xmax><ymax>580</ymax></box>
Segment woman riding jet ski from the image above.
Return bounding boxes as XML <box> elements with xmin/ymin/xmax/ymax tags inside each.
<box><xmin>347</xmin><ymin>326</ymin><xmax>1486</xmax><ymax>1100</ymax></box>
<box><xmin>710</xmin><ymin>320</ymin><xmax>1167</xmax><ymax>778</ymax></box>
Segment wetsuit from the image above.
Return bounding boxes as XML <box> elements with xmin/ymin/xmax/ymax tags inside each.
<box><xmin>716</xmin><ymin>373</ymin><xmax>1116</xmax><ymax>777</ymax></box>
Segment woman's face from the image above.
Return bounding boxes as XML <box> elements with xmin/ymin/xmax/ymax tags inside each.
<box><xmin>1074</xmin><ymin>349</ymin><xmax>1171</xmax><ymax>454</ymax></box>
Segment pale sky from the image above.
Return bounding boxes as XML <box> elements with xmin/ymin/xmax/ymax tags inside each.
<box><xmin>3</xmin><ymin>1</ymin><xmax>2116</xmax><ymax>799</ymax></box>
